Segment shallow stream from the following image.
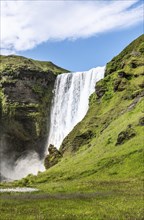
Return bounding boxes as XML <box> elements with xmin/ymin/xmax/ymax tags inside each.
<box><xmin>0</xmin><ymin>187</ymin><xmax>39</xmax><ymax>192</ymax></box>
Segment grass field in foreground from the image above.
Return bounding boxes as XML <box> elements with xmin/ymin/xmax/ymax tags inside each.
<box><xmin>0</xmin><ymin>179</ymin><xmax>143</xmax><ymax>220</ymax></box>
<box><xmin>0</xmin><ymin>35</ymin><xmax>144</xmax><ymax>220</ymax></box>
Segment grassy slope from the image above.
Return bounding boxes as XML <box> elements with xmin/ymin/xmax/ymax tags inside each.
<box><xmin>0</xmin><ymin>55</ymin><xmax>68</xmax><ymax>75</ymax></box>
<box><xmin>0</xmin><ymin>35</ymin><xmax>144</xmax><ymax>220</ymax></box>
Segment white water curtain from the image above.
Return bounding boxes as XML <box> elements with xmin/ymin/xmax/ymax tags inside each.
<box><xmin>47</xmin><ymin>66</ymin><xmax>105</xmax><ymax>149</ymax></box>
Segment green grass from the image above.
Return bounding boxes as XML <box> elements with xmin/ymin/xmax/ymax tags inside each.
<box><xmin>0</xmin><ymin>35</ymin><xmax>144</xmax><ymax>220</ymax></box>
<box><xmin>105</xmin><ymin>34</ymin><xmax>144</xmax><ymax>76</ymax></box>
<box><xmin>1</xmin><ymin>78</ymin><xmax>143</xmax><ymax>219</ymax></box>
<box><xmin>0</xmin><ymin>179</ymin><xmax>143</xmax><ymax>220</ymax></box>
<box><xmin>0</xmin><ymin>55</ymin><xmax>69</xmax><ymax>75</ymax></box>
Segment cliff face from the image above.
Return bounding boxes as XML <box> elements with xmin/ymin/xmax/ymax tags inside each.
<box><xmin>0</xmin><ymin>55</ymin><xmax>67</xmax><ymax>170</ymax></box>
<box><xmin>60</xmin><ymin>35</ymin><xmax>144</xmax><ymax>156</ymax></box>
<box><xmin>3</xmin><ymin>36</ymin><xmax>143</xmax><ymax>220</ymax></box>
<box><xmin>42</xmin><ymin>35</ymin><xmax>144</xmax><ymax>180</ymax></box>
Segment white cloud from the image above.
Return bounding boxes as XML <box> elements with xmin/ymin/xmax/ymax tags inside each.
<box><xmin>1</xmin><ymin>0</ymin><xmax>143</xmax><ymax>54</ymax></box>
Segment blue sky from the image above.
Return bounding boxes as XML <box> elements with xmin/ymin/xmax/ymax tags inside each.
<box><xmin>19</xmin><ymin>24</ymin><xmax>143</xmax><ymax>71</ymax></box>
<box><xmin>1</xmin><ymin>0</ymin><xmax>143</xmax><ymax>71</ymax></box>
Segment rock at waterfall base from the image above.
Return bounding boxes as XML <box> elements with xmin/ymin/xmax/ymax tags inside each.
<box><xmin>44</xmin><ymin>144</ymin><xmax>62</xmax><ymax>169</ymax></box>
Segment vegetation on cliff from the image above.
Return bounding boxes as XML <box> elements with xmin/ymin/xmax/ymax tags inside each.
<box><xmin>0</xmin><ymin>55</ymin><xmax>68</xmax><ymax>177</ymax></box>
<box><xmin>0</xmin><ymin>35</ymin><xmax>144</xmax><ymax>219</ymax></box>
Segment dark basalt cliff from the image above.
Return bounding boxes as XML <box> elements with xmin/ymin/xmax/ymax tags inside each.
<box><xmin>0</xmin><ymin>55</ymin><xmax>67</xmax><ymax>170</ymax></box>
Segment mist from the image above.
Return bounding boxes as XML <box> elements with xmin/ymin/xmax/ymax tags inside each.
<box><xmin>0</xmin><ymin>150</ymin><xmax>45</xmax><ymax>181</ymax></box>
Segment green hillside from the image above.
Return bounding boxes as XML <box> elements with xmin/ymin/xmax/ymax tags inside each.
<box><xmin>40</xmin><ymin>34</ymin><xmax>144</xmax><ymax>181</ymax></box>
<box><xmin>1</xmin><ymin>35</ymin><xmax>144</xmax><ymax>220</ymax></box>
<box><xmin>58</xmin><ymin>34</ymin><xmax>144</xmax><ymax>179</ymax></box>
<box><xmin>0</xmin><ymin>55</ymin><xmax>68</xmax><ymax>75</ymax></box>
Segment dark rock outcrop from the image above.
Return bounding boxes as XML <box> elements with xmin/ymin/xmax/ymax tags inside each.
<box><xmin>117</xmin><ymin>70</ymin><xmax>132</xmax><ymax>79</ymax></box>
<box><xmin>114</xmin><ymin>78</ymin><xmax>128</xmax><ymax>92</ymax></box>
<box><xmin>139</xmin><ymin>117</ymin><xmax>144</xmax><ymax>126</ymax></box>
<box><xmin>95</xmin><ymin>79</ymin><xmax>107</xmax><ymax>98</ymax></box>
<box><xmin>44</xmin><ymin>144</ymin><xmax>62</xmax><ymax>169</ymax></box>
<box><xmin>116</xmin><ymin>125</ymin><xmax>136</xmax><ymax>145</ymax></box>
<box><xmin>60</xmin><ymin>130</ymin><xmax>94</xmax><ymax>154</ymax></box>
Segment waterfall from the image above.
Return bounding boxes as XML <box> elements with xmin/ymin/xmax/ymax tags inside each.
<box><xmin>47</xmin><ymin>66</ymin><xmax>105</xmax><ymax>149</ymax></box>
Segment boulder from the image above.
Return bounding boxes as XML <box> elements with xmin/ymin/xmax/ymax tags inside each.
<box><xmin>95</xmin><ymin>80</ymin><xmax>107</xmax><ymax>98</ymax></box>
<box><xmin>44</xmin><ymin>144</ymin><xmax>62</xmax><ymax>169</ymax></box>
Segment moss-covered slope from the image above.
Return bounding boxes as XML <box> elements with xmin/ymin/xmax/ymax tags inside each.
<box><xmin>105</xmin><ymin>34</ymin><xmax>144</xmax><ymax>76</ymax></box>
<box><xmin>0</xmin><ymin>55</ymin><xmax>68</xmax><ymax>173</ymax></box>
<box><xmin>56</xmin><ymin>34</ymin><xmax>144</xmax><ymax>179</ymax></box>
<box><xmin>28</xmin><ymin>34</ymin><xmax>144</xmax><ymax>184</ymax></box>
<box><xmin>1</xmin><ymin>36</ymin><xmax>144</xmax><ymax>220</ymax></box>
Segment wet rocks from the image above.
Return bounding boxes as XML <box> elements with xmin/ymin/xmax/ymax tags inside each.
<box><xmin>44</xmin><ymin>144</ymin><xmax>62</xmax><ymax>169</ymax></box>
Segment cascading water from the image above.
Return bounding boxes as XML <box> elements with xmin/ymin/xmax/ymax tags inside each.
<box><xmin>0</xmin><ymin>66</ymin><xmax>105</xmax><ymax>182</ymax></box>
<box><xmin>47</xmin><ymin>66</ymin><xmax>105</xmax><ymax>149</ymax></box>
